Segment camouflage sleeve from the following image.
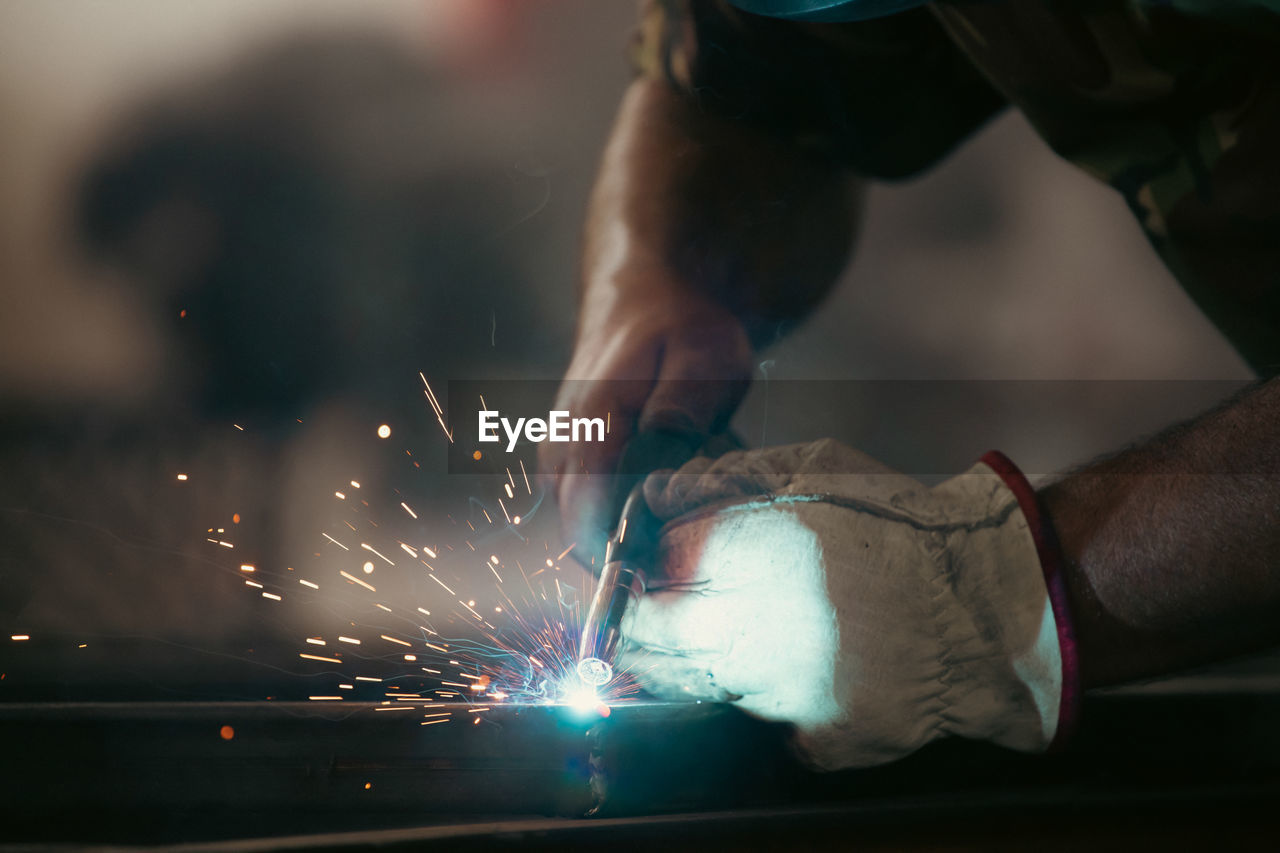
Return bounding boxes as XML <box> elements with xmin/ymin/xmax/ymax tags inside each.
<box><xmin>930</xmin><ymin>0</ymin><xmax>1280</xmax><ymax>376</ymax></box>
<box><xmin>629</xmin><ymin>0</ymin><xmax>1008</xmax><ymax>179</ymax></box>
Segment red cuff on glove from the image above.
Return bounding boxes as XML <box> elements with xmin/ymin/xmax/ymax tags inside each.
<box><xmin>981</xmin><ymin>450</ymin><xmax>1081</xmax><ymax>750</ymax></box>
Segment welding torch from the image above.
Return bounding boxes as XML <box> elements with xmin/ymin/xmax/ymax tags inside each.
<box><xmin>576</xmin><ymin>429</ymin><xmax>698</xmax><ymax>687</ymax></box>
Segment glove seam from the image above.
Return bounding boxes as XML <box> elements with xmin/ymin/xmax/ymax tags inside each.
<box><xmin>658</xmin><ymin>492</ymin><xmax>1020</xmax><ymax>536</ymax></box>
<box><xmin>923</xmin><ymin>530</ymin><xmax>962</xmax><ymax>741</ymax></box>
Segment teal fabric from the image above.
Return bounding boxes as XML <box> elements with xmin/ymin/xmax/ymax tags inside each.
<box><xmin>728</xmin><ymin>0</ymin><xmax>927</xmax><ymax>22</ymax></box>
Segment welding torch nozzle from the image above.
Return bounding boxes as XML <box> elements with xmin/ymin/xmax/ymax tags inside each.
<box><xmin>576</xmin><ymin>560</ymin><xmax>646</xmax><ymax>671</ymax></box>
<box><xmin>576</xmin><ymin>482</ymin><xmax>660</xmax><ymax>679</ymax></box>
<box><xmin>575</xmin><ymin>429</ymin><xmax>700</xmax><ymax>684</ymax></box>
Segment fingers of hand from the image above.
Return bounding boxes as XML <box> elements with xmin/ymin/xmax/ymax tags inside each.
<box><xmin>544</xmin><ymin>312</ymin><xmax>753</xmax><ymax>563</ymax></box>
<box><xmin>642</xmin><ymin>449</ymin><xmax>787</xmax><ymax>519</ymax></box>
<box><xmin>637</xmin><ymin>325</ymin><xmax>751</xmax><ymax>439</ymax></box>
<box><xmin>539</xmin><ymin>381</ymin><xmax>644</xmax><ymax>567</ymax></box>
<box><xmin>619</xmin><ymin>584</ymin><xmax>745</xmax><ymax>703</ymax></box>
<box><xmin>640</xmin><ymin>437</ymin><xmax>928</xmax><ymax>521</ymax></box>
<box><xmin>618</xmin><ymin>648</ymin><xmax>741</xmax><ymax>703</ymax></box>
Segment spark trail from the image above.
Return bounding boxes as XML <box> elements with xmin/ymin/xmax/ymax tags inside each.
<box><xmin>211</xmin><ymin>378</ymin><xmax>639</xmax><ymax>723</ymax></box>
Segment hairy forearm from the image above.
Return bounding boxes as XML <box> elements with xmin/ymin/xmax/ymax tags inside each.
<box><xmin>1042</xmin><ymin>377</ymin><xmax>1280</xmax><ymax>687</ymax></box>
<box><xmin>581</xmin><ymin>78</ymin><xmax>860</xmax><ymax>346</ymax></box>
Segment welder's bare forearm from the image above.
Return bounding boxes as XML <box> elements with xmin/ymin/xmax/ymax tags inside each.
<box><xmin>581</xmin><ymin>78</ymin><xmax>859</xmax><ymax>344</ymax></box>
<box><xmin>547</xmin><ymin>78</ymin><xmax>857</xmax><ymax>560</ymax></box>
<box><xmin>1043</xmin><ymin>377</ymin><xmax>1280</xmax><ymax>688</ymax></box>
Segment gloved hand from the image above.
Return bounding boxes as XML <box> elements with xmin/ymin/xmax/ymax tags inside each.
<box><xmin>620</xmin><ymin>439</ymin><xmax>1078</xmax><ymax>770</ymax></box>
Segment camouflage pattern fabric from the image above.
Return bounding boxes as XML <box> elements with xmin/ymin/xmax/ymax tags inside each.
<box><xmin>633</xmin><ymin>1</ymin><xmax>1280</xmax><ymax>375</ymax></box>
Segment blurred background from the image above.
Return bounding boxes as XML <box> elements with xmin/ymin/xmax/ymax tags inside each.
<box><xmin>0</xmin><ymin>0</ymin><xmax>1257</xmax><ymax>699</ymax></box>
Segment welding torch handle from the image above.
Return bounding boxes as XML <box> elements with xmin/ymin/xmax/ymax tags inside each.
<box><xmin>578</xmin><ymin>482</ymin><xmax>660</xmax><ymax>665</ymax></box>
<box><xmin>579</xmin><ymin>430</ymin><xmax>698</xmax><ymax>667</ymax></box>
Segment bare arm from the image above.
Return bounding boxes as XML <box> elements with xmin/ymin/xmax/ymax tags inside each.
<box><xmin>1043</xmin><ymin>377</ymin><xmax>1280</xmax><ymax>687</ymax></box>
<box><xmin>543</xmin><ymin>0</ymin><xmax>1010</xmax><ymax>561</ymax></box>
<box><xmin>543</xmin><ymin>77</ymin><xmax>859</xmax><ymax>560</ymax></box>
<box><xmin>579</xmin><ymin>77</ymin><xmax>859</xmax><ymax>346</ymax></box>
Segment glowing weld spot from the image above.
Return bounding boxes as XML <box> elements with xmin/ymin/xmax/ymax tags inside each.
<box><xmin>561</xmin><ymin>682</ymin><xmax>611</xmax><ymax>719</ymax></box>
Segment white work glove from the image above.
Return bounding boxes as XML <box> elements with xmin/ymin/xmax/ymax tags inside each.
<box><xmin>621</xmin><ymin>439</ymin><xmax>1078</xmax><ymax>770</ymax></box>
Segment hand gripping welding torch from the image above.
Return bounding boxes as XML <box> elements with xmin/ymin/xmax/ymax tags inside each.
<box><xmin>576</xmin><ymin>429</ymin><xmax>697</xmax><ymax>687</ymax></box>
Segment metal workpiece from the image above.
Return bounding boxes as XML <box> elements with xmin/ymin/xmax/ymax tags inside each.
<box><xmin>5</xmin><ymin>690</ymin><xmax>1280</xmax><ymax>846</ymax></box>
<box><xmin>0</xmin><ymin>699</ymin><xmax>793</xmax><ymax>842</ymax></box>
